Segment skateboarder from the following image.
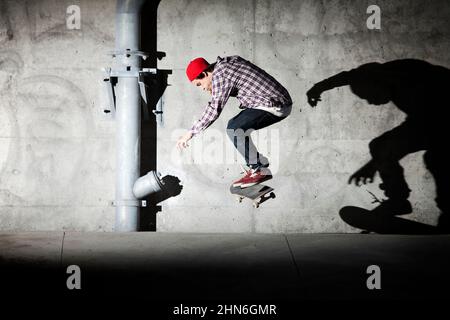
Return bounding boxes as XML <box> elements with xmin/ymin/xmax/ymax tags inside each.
<box><xmin>177</xmin><ymin>56</ymin><xmax>292</xmax><ymax>188</ymax></box>
<box><xmin>306</xmin><ymin>59</ymin><xmax>450</xmax><ymax>231</ymax></box>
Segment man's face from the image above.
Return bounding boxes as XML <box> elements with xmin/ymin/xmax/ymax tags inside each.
<box><xmin>192</xmin><ymin>72</ymin><xmax>213</xmax><ymax>94</ymax></box>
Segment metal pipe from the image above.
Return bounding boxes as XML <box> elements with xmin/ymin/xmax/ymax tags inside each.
<box><xmin>133</xmin><ymin>170</ymin><xmax>164</xmax><ymax>199</ymax></box>
<box><xmin>114</xmin><ymin>0</ymin><xmax>146</xmax><ymax>232</ymax></box>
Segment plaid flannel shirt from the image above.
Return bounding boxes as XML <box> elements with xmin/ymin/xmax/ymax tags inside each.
<box><xmin>189</xmin><ymin>56</ymin><xmax>292</xmax><ymax>136</ymax></box>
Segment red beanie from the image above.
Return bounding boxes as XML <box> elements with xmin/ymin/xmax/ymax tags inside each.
<box><xmin>186</xmin><ymin>57</ymin><xmax>210</xmax><ymax>82</ymax></box>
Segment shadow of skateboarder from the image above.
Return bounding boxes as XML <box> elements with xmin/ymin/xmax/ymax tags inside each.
<box><xmin>307</xmin><ymin>59</ymin><xmax>450</xmax><ymax>233</ymax></box>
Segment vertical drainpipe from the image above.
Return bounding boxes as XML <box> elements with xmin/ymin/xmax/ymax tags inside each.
<box><xmin>114</xmin><ymin>0</ymin><xmax>145</xmax><ymax>232</ymax></box>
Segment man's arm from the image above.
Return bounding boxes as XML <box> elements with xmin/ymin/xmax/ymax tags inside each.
<box><xmin>189</xmin><ymin>100</ymin><xmax>225</xmax><ymax>136</ymax></box>
<box><xmin>190</xmin><ymin>71</ymin><xmax>233</xmax><ymax>136</ymax></box>
<box><xmin>177</xmin><ymin>75</ymin><xmax>233</xmax><ymax>150</ymax></box>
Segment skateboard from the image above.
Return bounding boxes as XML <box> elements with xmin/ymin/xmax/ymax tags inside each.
<box><xmin>339</xmin><ymin>206</ymin><xmax>440</xmax><ymax>234</ymax></box>
<box><xmin>230</xmin><ymin>184</ymin><xmax>275</xmax><ymax>208</ymax></box>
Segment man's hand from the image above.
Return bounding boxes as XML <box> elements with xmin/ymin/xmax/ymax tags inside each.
<box><xmin>306</xmin><ymin>84</ymin><xmax>323</xmax><ymax>107</ymax></box>
<box><xmin>176</xmin><ymin>131</ymin><xmax>193</xmax><ymax>150</ymax></box>
<box><xmin>348</xmin><ymin>160</ymin><xmax>377</xmax><ymax>186</ymax></box>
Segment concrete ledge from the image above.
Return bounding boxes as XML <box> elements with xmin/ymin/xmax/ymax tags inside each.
<box><xmin>0</xmin><ymin>232</ymin><xmax>64</xmax><ymax>265</ymax></box>
<box><xmin>1</xmin><ymin>232</ymin><xmax>449</xmax><ymax>302</ymax></box>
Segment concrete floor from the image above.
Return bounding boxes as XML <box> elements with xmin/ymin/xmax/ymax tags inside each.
<box><xmin>1</xmin><ymin>232</ymin><xmax>450</xmax><ymax>314</ymax></box>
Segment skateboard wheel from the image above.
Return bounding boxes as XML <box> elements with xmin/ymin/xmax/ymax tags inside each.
<box><xmin>253</xmin><ymin>203</ymin><xmax>259</xmax><ymax>208</ymax></box>
<box><xmin>237</xmin><ymin>196</ymin><xmax>243</xmax><ymax>203</ymax></box>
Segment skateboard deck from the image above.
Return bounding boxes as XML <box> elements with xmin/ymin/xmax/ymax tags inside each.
<box><xmin>339</xmin><ymin>206</ymin><xmax>440</xmax><ymax>234</ymax></box>
<box><xmin>230</xmin><ymin>184</ymin><xmax>275</xmax><ymax>208</ymax></box>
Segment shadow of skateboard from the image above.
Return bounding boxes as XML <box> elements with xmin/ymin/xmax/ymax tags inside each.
<box><xmin>339</xmin><ymin>206</ymin><xmax>440</xmax><ymax>234</ymax></box>
<box><xmin>230</xmin><ymin>184</ymin><xmax>275</xmax><ymax>208</ymax></box>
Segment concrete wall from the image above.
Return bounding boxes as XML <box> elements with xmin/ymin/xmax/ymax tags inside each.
<box><xmin>0</xmin><ymin>0</ymin><xmax>115</xmax><ymax>231</ymax></box>
<box><xmin>1</xmin><ymin>0</ymin><xmax>449</xmax><ymax>232</ymax></box>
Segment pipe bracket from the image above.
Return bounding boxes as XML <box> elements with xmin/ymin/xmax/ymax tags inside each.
<box><xmin>101</xmin><ymin>67</ymin><xmax>158</xmax><ymax>120</ymax></box>
<box><xmin>111</xmin><ymin>200</ymin><xmax>147</xmax><ymax>207</ymax></box>
<box><xmin>108</xmin><ymin>49</ymin><xmax>149</xmax><ymax>60</ymax></box>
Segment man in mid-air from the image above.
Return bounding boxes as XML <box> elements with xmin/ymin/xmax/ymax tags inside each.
<box><xmin>177</xmin><ymin>56</ymin><xmax>292</xmax><ymax>188</ymax></box>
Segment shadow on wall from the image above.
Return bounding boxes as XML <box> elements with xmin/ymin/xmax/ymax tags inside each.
<box><xmin>139</xmin><ymin>0</ymin><xmax>178</xmax><ymax>231</ymax></box>
<box><xmin>307</xmin><ymin>59</ymin><xmax>450</xmax><ymax>234</ymax></box>
<box><xmin>146</xmin><ymin>174</ymin><xmax>183</xmax><ymax>205</ymax></box>
<box><xmin>339</xmin><ymin>206</ymin><xmax>440</xmax><ymax>234</ymax></box>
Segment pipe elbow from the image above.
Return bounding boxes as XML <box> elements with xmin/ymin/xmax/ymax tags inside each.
<box><xmin>133</xmin><ymin>170</ymin><xmax>164</xmax><ymax>199</ymax></box>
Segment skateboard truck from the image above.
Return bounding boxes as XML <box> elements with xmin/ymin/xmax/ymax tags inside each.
<box><xmin>230</xmin><ymin>184</ymin><xmax>275</xmax><ymax>208</ymax></box>
<box><xmin>236</xmin><ymin>192</ymin><xmax>275</xmax><ymax>208</ymax></box>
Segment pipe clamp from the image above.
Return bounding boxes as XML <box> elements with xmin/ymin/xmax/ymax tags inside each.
<box><xmin>111</xmin><ymin>200</ymin><xmax>147</xmax><ymax>207</ymax></box>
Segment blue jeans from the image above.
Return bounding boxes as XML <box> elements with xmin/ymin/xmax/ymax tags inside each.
<box><xmin>226</xmin><ymin>108</ymin><xmax>287</xmax><ymax>170</ymax></box>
